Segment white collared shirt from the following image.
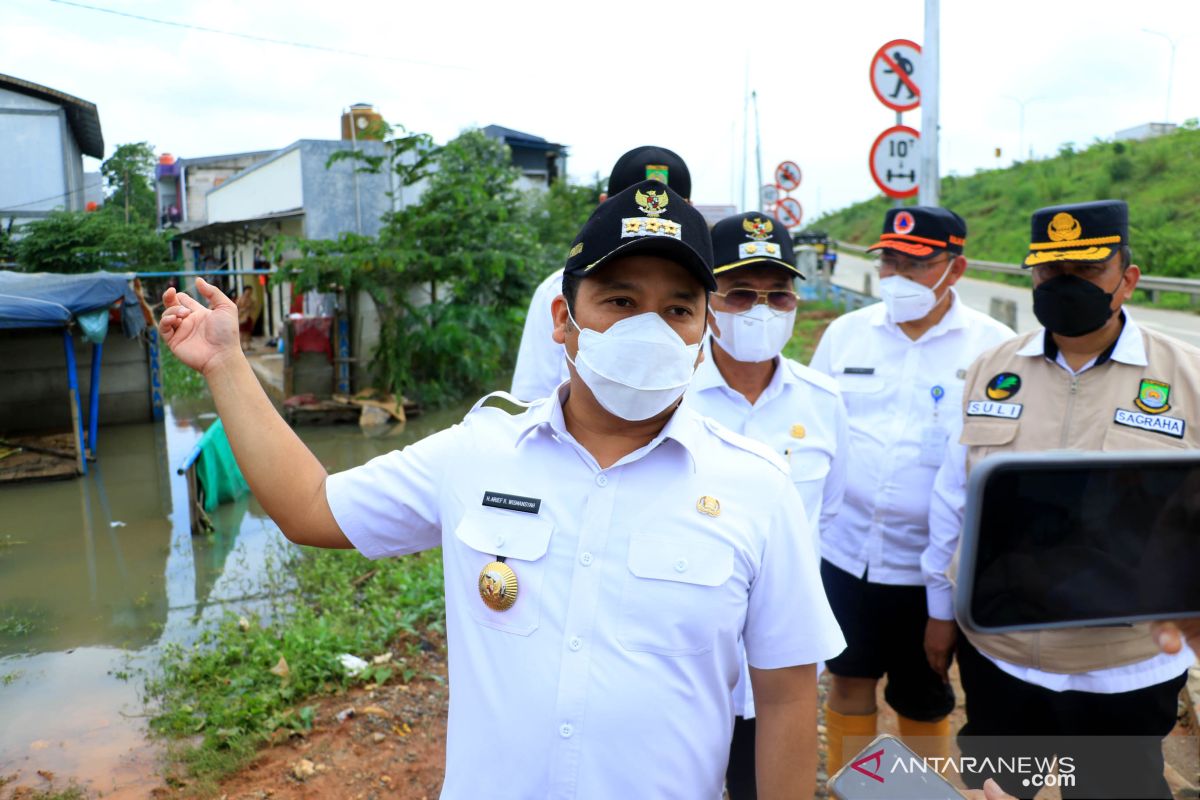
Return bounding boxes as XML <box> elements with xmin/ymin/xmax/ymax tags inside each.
<box><xmin>326</xmin><ymin>388</ymin><xmax>846</xmax><ymax>799</ymax></box>
<box><xmin>809</xmin><ymin>290</ymin><xmax>1015</xmax><ymax>585</ymax></box>
<box><xmin>685</xmin><ymin>336</ymin><xmax>849</xmax><ymax>718</ymax></box>
<box><xmin>511</xmin><ymin>269</ymin><xmax>570</xmax><ymax>401</ymax></box>
<box><xmin>925</xmin><ymin>312</ymin><xmax>1197</xmax><ymax>692</ymax></box>
<box><xmin>686</xmin><ymin>336</ymin><xmax>848</xmax><ymax>545</ymax></box>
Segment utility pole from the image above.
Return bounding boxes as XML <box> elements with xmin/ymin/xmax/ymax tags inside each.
<box><xmin>1142</xmin><ymin>29</ymin><xmax>1180</xmax><ymax>123</ymax></box>
<box><xmin>919</xmin><ymin>0</ymin><xmax>940</xmax><ymax>206</ymax></box>
<box><xmin>124</xmin><ymin>167</ymin><xmax>130</xmax><ymax>224</ymax></box>
<box><xmin>752</xmin><ymin>90</ymin><xmax>764</xmax><ymax>212</ymax></box>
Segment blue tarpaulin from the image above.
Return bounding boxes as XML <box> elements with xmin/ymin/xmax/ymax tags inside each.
<box><xmin>0</xmin><ymin>270</ymin><xmax>144</xmax><ymax>337</ymax></box>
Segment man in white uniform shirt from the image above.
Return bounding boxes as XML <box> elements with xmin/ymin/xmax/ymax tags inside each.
<box><xmin>808</xmin><ymin>206</ymin><xmax>1013</xmax><ymax>773</ymax></box>
<box><xmin>158</xmin><ymin>180</ymin><xmax>845</xmax><ymax>799</ymax></box>
<box><xmin>511</xmin><ymin>145</ymin><xmax>691</xmax><ymax>401</ymax></box>
<box><xmin>685</xmin><ymin>211</ymin><xmax>848</xmax><ymax>798</ymax></box>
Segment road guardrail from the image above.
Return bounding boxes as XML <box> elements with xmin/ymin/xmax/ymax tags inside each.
<box><xmin>839</xmin><ymin>241</ymin><xmax>1200</xmax><ymax>305</ymax></box>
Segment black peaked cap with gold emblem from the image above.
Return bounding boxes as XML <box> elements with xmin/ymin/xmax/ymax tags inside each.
<box><xmin>710</xmin><ymin>212</ymin><xmax>802</xmax><ymax>279</ymax></box>
<box><xmin>1023</xmin><ymin>200</ymin><xmax>1128</xmax><ymax>268</ymax></box>
<box><xmin>866</xmin><ymin>206</ymin><xmax>967</xmax><ymax>259</ymax></box>
<box><xmin>607</xmin><ymin>145</ymin><xmax>691</xmax><ymax>198</ymax></box>
<box><xmin>564</xmin><ymin>179</ymin><xmax>715</xmax><ymax>291</ymax></box>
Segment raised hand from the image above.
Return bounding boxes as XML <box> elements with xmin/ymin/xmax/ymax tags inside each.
<box><xmin>158</xmin><ymin>277</ymin><xmax>241</xmax><ymax>376</ymax></box>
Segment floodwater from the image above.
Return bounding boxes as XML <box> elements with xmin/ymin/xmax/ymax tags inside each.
<box><xmin>0</xmin><ymin>396</ymin><xmax>471</xmax><ymax>797</ymax></box>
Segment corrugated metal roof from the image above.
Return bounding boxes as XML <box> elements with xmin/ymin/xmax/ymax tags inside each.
<box><xmin>0</xmin><ymin>73</ymin><xmax>104</xmax><ymax>159</ymax></box>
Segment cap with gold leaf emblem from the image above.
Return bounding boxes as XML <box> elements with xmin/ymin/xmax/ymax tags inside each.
<box><xmin>563</xmin><ymin>179</ymin><xmax>715</xmax><ymax>291</ymax></box>
<box><xmin>1023</xmin><ymin>200</ymin><xmax>1128</xmax><ymax>268</ymax></box>
<box><xmin>478</xmin><ymin>560</ymin><xmax>519</xmax><ymax>611</ymax></box>
<box><xmin>710</xmin><ymin>211</ymin><xmax>803</xmax><ymax>278</ymax></box>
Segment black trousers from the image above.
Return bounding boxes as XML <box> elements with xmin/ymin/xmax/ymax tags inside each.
<box><xmin>726</xmin><ymin>714</ymin><xmax>757</xmax><ymax>798</ymax></box>
<box><xmin>956</xmin><ymin>635</ymin><xmax>1186</xmax><ymax>800</ymax></box>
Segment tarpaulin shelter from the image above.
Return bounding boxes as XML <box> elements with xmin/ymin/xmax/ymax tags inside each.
<box><xmin>0</xmin><ymin>270</ymin><xmax>146</xmax><ymax>475</ymax></box>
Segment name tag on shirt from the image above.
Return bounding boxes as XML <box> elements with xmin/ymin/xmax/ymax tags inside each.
<box><xmin>843</xmin><ymin>367</ymin><xmax>875</xmax><ymax>375</ymax></box>
<box><xmin>482</xmin><ymin>491</ymin><xmax>543</xmax><ymax>514</ymax></box>
<box><xmin>1114</xmin><ymin>408</ymin><xmax>1186</xmax><ymax>439</ymax></box>
<box><xmin>966</xmin><ymin>400</ymin><xmax>1023</xmax><ymax>419</ymax></box>
<box><xmin>919</xmin><ymin>425</ymin><xmax>949</xmax><ymax>467</ymax></box>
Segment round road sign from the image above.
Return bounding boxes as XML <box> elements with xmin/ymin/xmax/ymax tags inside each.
<box><xmin>869</xmin><ymin>125</ymin><xmax>920</xmax><ymax>199</ymax></box>
<box><xmin>870</xmin><ymin>39</ymin><xmax>922</xmax><ymax>113</ymax></box>
<box><xmin>775</xmin><ymin>161</ymin><xmax>802</xmax><ymax>192</ymax></box>
<box><xmin>761</xmin><ymin>184</ymin><xmax>780</xmax><ymax>206</ymax></box>
<box><xmin>777</xmin><ymin>197</ymin><xmax>803</xmax><ymax>228</ymax></box>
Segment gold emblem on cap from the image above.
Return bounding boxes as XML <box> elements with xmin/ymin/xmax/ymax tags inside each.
<box><xmin>791</xmin><ymin>424</ymin><xmax>806</xmax><ymax>439</ymax></box>
<box><xmin>697</xmin><ymin>495</ymin><xmax>721</xmax><ymax>517</ymax></box>
<box><xmin>1047</xmin><ymin>212</ymin><xmax>1082</xmax><ymax>242</ymax></box>
<box><xmin>635</xmin><ymin>188</ymin><xmax>668</xmax><ymax>217</ymax></box>
<box><xmin>743</xmin><ymin>216</ymin><xmax>774</xmax><ymax>241</ymax></box>
<box><xmin>478</xmin><ymin>561</ymin><xmax>519</xmax><ymax>611</ymax></box>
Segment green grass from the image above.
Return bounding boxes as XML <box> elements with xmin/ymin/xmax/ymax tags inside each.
<box><xmin>160</xmin><ymin>347</ymin><xmax>208</xmax><ymax>400</ymax></box>
<box><xmin>810</xmin><ymin>125</ymin><xmax>1200</xmax><ymax>280</ymax></box>
<box><xmin>782</xmin><ymin>300</ymin><xmax>842</xmax><ymax>365</ymax></box>
<box><xmin>146</xmin><ymin>546</ymin><xmax>445</xmax><ymax>791</ymax></box>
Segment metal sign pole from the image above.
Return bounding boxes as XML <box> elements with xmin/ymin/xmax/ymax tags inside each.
<box><xmin>920</xmin><ymin>0</ymin><xmax>940</xmax><ymax>206</ymax></box>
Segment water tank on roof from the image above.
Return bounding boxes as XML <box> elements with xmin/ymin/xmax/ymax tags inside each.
<box><xmin>341</xmin><ymin>104</ymin><xmax>384</xmax><ymax>141</ymax></box>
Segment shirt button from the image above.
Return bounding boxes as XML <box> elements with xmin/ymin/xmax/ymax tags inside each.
<box><xmin>595</xmin><ymin>473</ymin><xmax>608</xmax><ymax>487</ymax></box>
<box><xmin>559</xmin><ymin>723</ymin><xmax>574</xmax><ymax>738</ymax></box>
<box><xmin>674</xmin><ymin>558</ymin><xmax>688</xmax><ymax>573</ymax></box>
<box><xmin>568</xmin><ymin>636</ymin><xmax>583</xmax><ymax>651</ymax></box>
<box><xmin>495</xmin><ymin>534</ymin><xmax>506</xmax><ymax>547</ymax></box>
<box><xmin>579</xmin><ymin>552</ymin><xmax>594</xmax><ymax>566</ymax></box>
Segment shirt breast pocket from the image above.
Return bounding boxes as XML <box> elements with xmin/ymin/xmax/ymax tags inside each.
<box><xmin>617</xmin><ymin>534</ymin><xmax>737</xmax><ymax>657</ymax></box>
<box><xmin>960</xmin><ymin>419</ymin><xmax>1019</xmax><ymax>463</ymax></box>
<box><xmin>452</xmin><ymin>509</ymin><xmax>553</xmax><ymax>636</ymax></box>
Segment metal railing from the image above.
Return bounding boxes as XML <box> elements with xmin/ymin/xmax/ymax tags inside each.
<box><xmin>839</xmin><ymin>241</ymin><xmax>1200</xmax><ymax>305</ymax></box>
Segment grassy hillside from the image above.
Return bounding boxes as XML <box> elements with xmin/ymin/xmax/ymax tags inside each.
<box><xmin>810</xmin><ymin>124</ymin><xmax>1200</xmax><ymax>278</ymax></box>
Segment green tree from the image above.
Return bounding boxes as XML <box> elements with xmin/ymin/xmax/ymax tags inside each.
<box><xmin>279</xmin><ymin>128</ymin><xmax>548</xmax><ymax>406</ymax></box>
<box><xmin>101</xmin><ymin>142</ymin><xmax>158</xmax><ymax>226</ymax></box>
<box><xmin>15</xmin><ymin>210</ymin><xmax>173</xmax><ymax>273</ymax></box>
<box><xmin>523</xmin><ymin>177</ymin><xmax>602</xmax><ymax>279</ymax></box>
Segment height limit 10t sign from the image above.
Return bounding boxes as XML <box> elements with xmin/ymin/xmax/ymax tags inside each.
<box><xmin>869</xmin><ymin>125</ymin><xmax>920</xmax><ymax>199</ymax></box>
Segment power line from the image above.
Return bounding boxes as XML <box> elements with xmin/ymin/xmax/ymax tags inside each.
<box><xmin>46</xmin><ymin>0</ymin><xmax>468</xmax><ymax>71</ymax></box>
<box><xmin>2</xmin><ymin>180</ymin><xmax>104</xmax><ymax>212</ymax></box>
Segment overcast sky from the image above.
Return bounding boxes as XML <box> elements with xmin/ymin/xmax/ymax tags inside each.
<box><xmin>5</xmin><ymin>0</ymin><xmax>1198</xmax><ymax>222</ymax></box>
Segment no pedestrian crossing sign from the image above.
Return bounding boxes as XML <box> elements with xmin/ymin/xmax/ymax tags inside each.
<box><xmin>870</xmin><ymin>39</ymin><xmax>922</xmax><ymax>113</ymax></box>
<box><xmin>774</xmin><ymin>161</ymin><xmax>802</xmax><ymax>192</ymax></box>
<box><xmin>869</xmin><ymin>125</ymin><xmax>921</xmax><ymax>199</ymax></box>
<box><xmin>776</xmin><ymin>197</ymin><xmax>803</xmax><ymax>228</ymax></box>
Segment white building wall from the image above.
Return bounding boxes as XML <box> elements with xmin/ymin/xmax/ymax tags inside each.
<box><xmin>0</xmin><ymin>87</ymin><xmax>67</xmax><ymax>216</ymax></box>
<box><xmin>206</xmin><ymin>147</ymin><xmax>303</xmax><ymax>223</ymax></box>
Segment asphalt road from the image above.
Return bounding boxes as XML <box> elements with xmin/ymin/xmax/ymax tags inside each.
<box><xmin>830</xmin><ymin>252</ymin><xmax>1200</xmax><ymax>348</ymax></box>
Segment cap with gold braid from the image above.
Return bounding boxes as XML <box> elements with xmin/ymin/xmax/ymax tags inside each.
<box><xmin>1023</xmin><ymin>199</ymin><xmax>1128</xmax><ymax>268</ymax></box>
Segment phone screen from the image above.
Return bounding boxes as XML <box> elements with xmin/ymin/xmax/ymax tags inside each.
<box><xmin>828</xmin><ymin>735</ymin><xmax>965</xmax><ymax>799</ymax></box>
<box><xmin>969</xmin><ymin>457</ymin><xmax>1200</xmax><ymax>629</ymax></box>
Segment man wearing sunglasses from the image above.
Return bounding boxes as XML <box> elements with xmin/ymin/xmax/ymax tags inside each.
<box><xmin>808</xmin><ymin>207</ymin><xmax>1014</xmax><ymax>774</ymax></box>
<box><xmin>686</xmin><ymin>211</ymin><xmax>850</xmax><ymax>798</ymax></box>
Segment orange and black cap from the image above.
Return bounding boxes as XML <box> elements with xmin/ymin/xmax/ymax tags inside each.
<box><xmin>866</xmin><ymin>206</ymin><xmax>967</xmax><ymax>259</ymax></box>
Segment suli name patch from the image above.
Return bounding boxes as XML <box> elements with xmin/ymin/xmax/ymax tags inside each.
<box><xmin>1113</xmin><ymin>408</ymin><xmax>1186</xmax><ymax>439</ymax></box>
<box><xmin>967</xmin><ymin>400</ymin><xmax>1023</xmax><ymax>419</ymax></box>
<box><xmin>482</xmin><ymin>491</ymin><xmax>542</xmax><ymax>514</ymax></box>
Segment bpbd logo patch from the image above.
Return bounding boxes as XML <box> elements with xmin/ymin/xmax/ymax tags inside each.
<box><xmin>985</xmin><ymin>372</ymin><xmax>1021</xmax><ymax>401</ymax></box>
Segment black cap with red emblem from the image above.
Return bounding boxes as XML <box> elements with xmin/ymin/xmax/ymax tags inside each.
<box><xmin>866</xmin><ymin>206</ymin><xmax>967</xmax><ymax>259</ymax></box>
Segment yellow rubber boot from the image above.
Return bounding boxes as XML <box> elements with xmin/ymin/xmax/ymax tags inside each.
<box><xmin>824</xmin><ymin>704</ymin><xmax>878</xmax><ymax>775</ymax></box>
<box><xmin>896</xmin><ymin>715</ymin><xmax>952</xmax><ymax>771</ymax></box>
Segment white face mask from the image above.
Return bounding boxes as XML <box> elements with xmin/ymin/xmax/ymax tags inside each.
<box><xmin>879</xmin><ymin>261</ymin><xmax>953</xmax><ymax>323</ymax></box>
<box><xmin>712</xmin><ymin>305</ymin><xmax>795</xmax><ymax>363</ymax></box>
<box><xmin>565</xmin><ymin>308</ymin><xmax>701</xmax><ymax>421</ymax></box>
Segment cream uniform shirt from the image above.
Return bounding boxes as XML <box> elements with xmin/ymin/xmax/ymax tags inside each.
<box><xmin>925</xmin><ymin>313</ymin><xmax>1197</xmax><ymax>692</ymax></box>
<box><xmin>809</xmin><ymin>290</ymin><xmax>1015</xmax><ymax>585</ymax></box>
<box><xmin>326</xmin><ymin>387</ymin><xmax>846</xmax><ymax>799</ymax></box>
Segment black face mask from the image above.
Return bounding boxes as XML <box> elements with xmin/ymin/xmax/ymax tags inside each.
<box><xmin>1032</xmin><ymin>273</ymin><xmax>1118</xmax><ymax>337</ymax></box>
